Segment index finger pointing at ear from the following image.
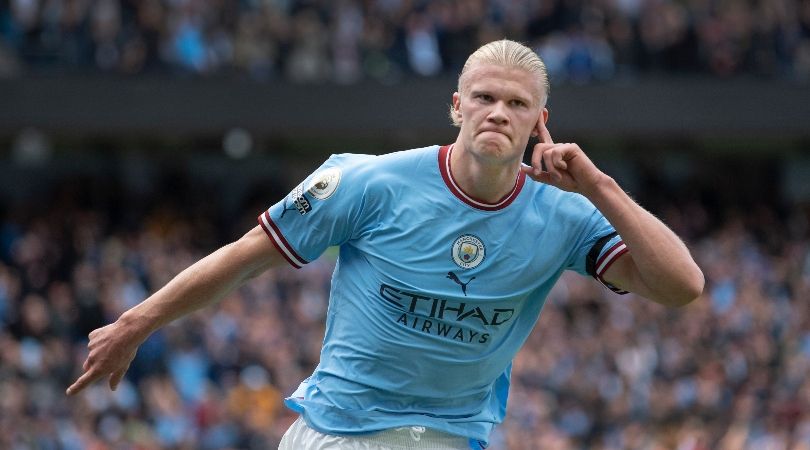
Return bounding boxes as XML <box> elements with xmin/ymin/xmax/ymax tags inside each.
<box><xmin>539</xmin><ymin>115</ymin><xmax>554</xmax><ymax>144</ymax></box>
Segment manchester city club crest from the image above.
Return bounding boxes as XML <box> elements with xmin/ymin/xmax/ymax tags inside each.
<box><xmin>451</xmin><ymin>234</ymin><xmax>485</xmax><ymax>269</ymax></box>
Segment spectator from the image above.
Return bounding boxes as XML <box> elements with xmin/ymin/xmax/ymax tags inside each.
<box><xmin>2</xmin><ymin>0</ymin><xmax>808</xmax><ymax>81</ymax></box>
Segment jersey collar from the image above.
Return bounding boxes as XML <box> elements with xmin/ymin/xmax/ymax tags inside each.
<box><xmin>438</xmin><ymin>144</ymin><xmax>526</xmax><ymax>211</ymax></box>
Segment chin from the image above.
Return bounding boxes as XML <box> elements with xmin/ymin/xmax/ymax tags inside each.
<box><xmin>472</xmin><ymin>143</ymin><xmax>516</xmax><ymax>163</ymax></box>
<box><xmin>476</xmin><ymin>137</ymin><xmax>512</xmax><ymax>155</ymax></box>
<box><xmin>475</xmin><ymin>137</ymin><xmax>507</xmax><ymax>152</ymax></box>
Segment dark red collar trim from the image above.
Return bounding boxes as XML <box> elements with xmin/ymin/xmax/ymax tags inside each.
<box><xmin>438</xmin><ymin>144</ymin><xmax>526</xmax><ymax>211</ymax></box>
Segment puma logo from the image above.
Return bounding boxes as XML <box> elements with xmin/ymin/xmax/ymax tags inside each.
<box><xmin>280</xmin><ymin>197</ymin><xmax>297</xmax><ymax>218</ymax></box>
<box><xmin>446</xmin><ymin>271</ymin><xmax>475</xmax><ymax>296</ymax></box>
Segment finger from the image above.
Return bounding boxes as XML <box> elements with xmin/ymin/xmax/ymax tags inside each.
<box><xmin>109</xmin><ymin>366</ymin><xmax>128</xmax><ymax>391</ymax></box>
<box><xmin>542</xmin><ymin>149</ymin><xmax>561</xmax><ymax>181</ymax></box>
<box><xmin>530</xmin><ymin>143</ymin><xmax>551</xmax><ymax>175</ymax></box>
<box><xmin>66</xmin><ymin>367</ymin><xmax>103</xmax><ymax>396</ymax></box>
<box><xmin>522</xmin><ymin>166</ymin><xmax>555</xmax><ymax>185</ymax></box>
<box><xmin>539</xmin><ymin>116</ymin><xmax>554</xmax><ymax>144</ymax></box>
<box><xmin>521</xmin><ymin>164</ymin><xmax>539</xmax><ymax>179</ymax></box>
<box><xmin>551</xmin><ymin>147</ymin><xmax>567</xmax><ymax>171</ymax></box>
<box><xmin>520</xmin><ymin>164</ymin><xmax>538</xmax><ymax>179</ymax></box>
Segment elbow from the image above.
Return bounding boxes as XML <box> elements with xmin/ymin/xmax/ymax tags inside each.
<box><xmin>663</xmin><ymin>269</ymin><xmax>705</xmax><ymax>307</ymax></box>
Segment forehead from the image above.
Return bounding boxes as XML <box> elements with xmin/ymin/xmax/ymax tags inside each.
<box><xmin>460</xmin><ymin>64</ymin><xmax>542</xmax><ymax>102</ymax></box>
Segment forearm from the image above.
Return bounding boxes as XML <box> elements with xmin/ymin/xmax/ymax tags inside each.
<box><xmin>66</xmin><ymin>226</ymin><xmax>279</xmax><ymax>396</ymax></box>
<box><xmin>118</xmin><ymin>228</ymin><xmax>277</xmax><ymax>340</ymax></box>
<box><xmin>585</xmin><ymin>176</ymin><xmax>704</xmax><ymax>305</ymax></box>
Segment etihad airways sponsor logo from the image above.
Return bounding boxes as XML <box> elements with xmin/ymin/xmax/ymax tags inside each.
<box><xmin>378</xmin><ymin>283</ymin><xmax>515</xmax><ymax>344</ymax></box>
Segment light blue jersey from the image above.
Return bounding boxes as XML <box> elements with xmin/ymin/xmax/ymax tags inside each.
<box><xmin>258</xmin><ymin>145</ymin><xmax>627</xmax><ymax>449</ymax></box>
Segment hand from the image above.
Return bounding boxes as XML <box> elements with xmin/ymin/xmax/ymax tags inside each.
<box><xmin>66</xmin><ymin>320</ymin><xmax>141</xmax><ymax>396</ymax></box>
<box><xmin>520</xmin><ymin>118</ymin><xmax>607</xmax><ymax>196</ymax></box>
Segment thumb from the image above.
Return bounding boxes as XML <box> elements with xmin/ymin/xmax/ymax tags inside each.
<box><xmin>520</xmin><ymin>164</ymin><xmax>555</xmax><ymax>185</ymax></box>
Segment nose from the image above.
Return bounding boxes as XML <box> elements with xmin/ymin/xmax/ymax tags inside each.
<box><xmin>487</xmin><ymin>101</ymin><xmax>509</xmax><ymax>125</ymax></box>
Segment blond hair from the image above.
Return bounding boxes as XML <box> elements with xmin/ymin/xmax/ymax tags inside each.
<box><xmin>449</xmin><ymin>39</ymin><xmax>549</xmax><ymax>127</ymax></box>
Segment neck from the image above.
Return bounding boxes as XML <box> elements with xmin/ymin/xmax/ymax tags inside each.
<box><xmin>449</xmin><ymin>142</ymin><xmax>521</xmax><ymax>204</ymax></box>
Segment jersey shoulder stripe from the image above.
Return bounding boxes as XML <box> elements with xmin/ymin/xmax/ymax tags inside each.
<box><xmin>258</xmin><ymin>210</ymin><xmax>308</xmax><ymax>268</ymax></box>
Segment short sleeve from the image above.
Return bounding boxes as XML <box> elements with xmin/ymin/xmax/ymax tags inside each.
<box><xmin>585</xmin><ymin>232</ymin><xmax>629</xmax><ymax>294</ymax></box>
<box><xmin>258</xmin><ymin>154</ymin><xmax>369</xmax><ymax>268</ymax></box>
<box><xmin>566</xmin><ymin>202</ymin><xmax>629</xmax><ymax>295</ymax></box>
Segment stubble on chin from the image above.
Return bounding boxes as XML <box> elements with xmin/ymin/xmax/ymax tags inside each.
<box><xmin>471</xmin><ymin>139</ymin><xmax>515</xmax><ymax>163</ymax></box>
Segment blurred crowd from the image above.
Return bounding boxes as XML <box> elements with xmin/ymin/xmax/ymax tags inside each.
<box><xmin>1</xmin><ymin>161</ymin><xmax>809</xmax><ymax>450</ymax></box>
<box><xmin>1</xmin><ymin>0</ymin><xmax>810</xmax><ymax>82</ymax></box>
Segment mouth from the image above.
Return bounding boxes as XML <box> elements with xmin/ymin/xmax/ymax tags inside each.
<box><xmin>478</xmin><ymin>130</ymin><xmax>510</xmax><ymax>139</ymax></box>
<box><xmin>478</xmin><ymin>130</ymin><xmax>512</xmax><ymax>140</ymax></box>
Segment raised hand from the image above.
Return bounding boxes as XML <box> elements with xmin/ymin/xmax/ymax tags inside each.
<box><xmin>520</xmin><ymin>116</ymin><xmax>607</xmax><ymax>196</ymax></box>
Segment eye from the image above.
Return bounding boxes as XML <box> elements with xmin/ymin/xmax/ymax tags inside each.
<box><xmin>510</xmin><ymin>99</ymin><xmax>527</xmax><ymax>108</ymax></box>
<box><xmin>476</xmin><ymin>94</ymin><xmax>494</xmax><ymax>103</ymax></box>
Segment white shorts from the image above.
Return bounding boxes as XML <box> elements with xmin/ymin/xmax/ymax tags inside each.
<box><xmin>278</xmin><ymin>417</ymin><xmax>470</xmax><ymax>450</ymax></box>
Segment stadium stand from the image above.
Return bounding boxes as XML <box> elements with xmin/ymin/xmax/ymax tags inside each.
<box><xmin>2</xmin><ymin>1</ymin><xmax>810</xmax><ymax>449</ymax></box>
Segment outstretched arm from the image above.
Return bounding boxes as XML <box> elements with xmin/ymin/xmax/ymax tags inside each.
<box><xmin>521</xmin><ymin>115</ymin><xmax>704</xmax><ymax>306</ymax></box>
<box><xmin>66</xmin><ymin>225</ymin><xmax>282</xmax><ymax>395</ymax></box>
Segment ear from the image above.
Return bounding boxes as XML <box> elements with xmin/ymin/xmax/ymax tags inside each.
<box><xmin>452</xmin><ymin>92</ymin><xmax>462</xmax><ymax>122</ymax></box>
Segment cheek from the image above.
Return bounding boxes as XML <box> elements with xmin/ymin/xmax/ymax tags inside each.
<box><xmin>462</xmin><ymin>111</ymin><xmax>482</xmax><ymax>128</ymax></box>
<box><xmin>517</xmin><ymin>112</ymin><xmax>540</xmax><ymax>132</ymax></box>
<box><xmin>460</xmin><ymin>120</ymin><xmax>477</xmax><ymax>138</ymax></box>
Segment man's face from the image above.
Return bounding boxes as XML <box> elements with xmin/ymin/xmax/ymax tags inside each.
<box><xmin>453</xmin><ymin>64</ymin><xmax>546</xmax><ymax>164</ymax></box>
